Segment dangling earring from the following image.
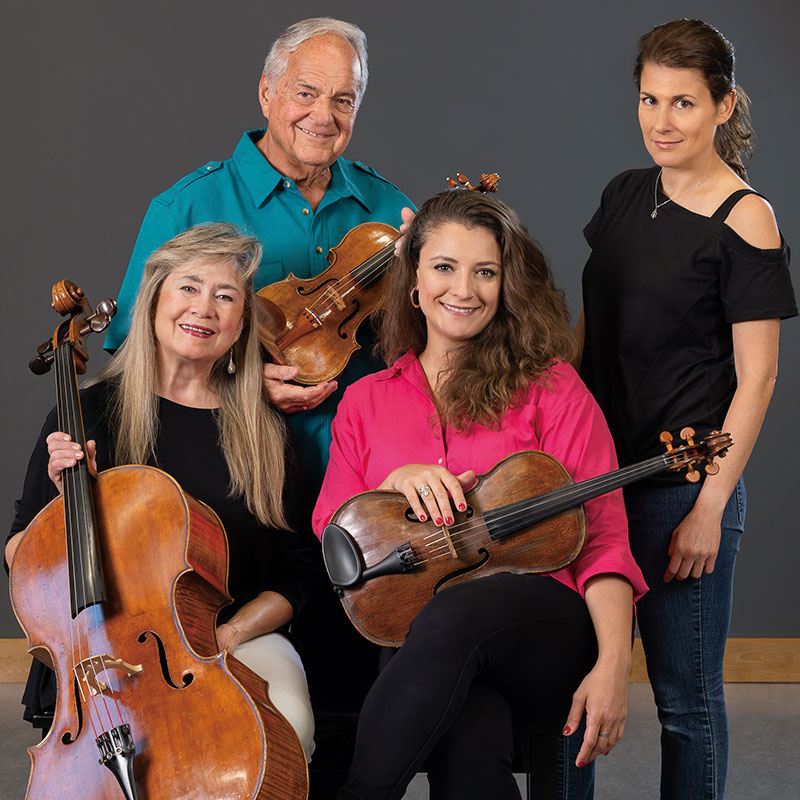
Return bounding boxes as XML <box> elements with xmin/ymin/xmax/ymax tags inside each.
<box><xmin>410</xmin><ymin>288</ymin><xmax>420</xmax><ymax>309</ymax></box>
<box><xmin>227</xmin><ymin>346</ymin><xmax>236</xmax><ymax>375</ymax></box>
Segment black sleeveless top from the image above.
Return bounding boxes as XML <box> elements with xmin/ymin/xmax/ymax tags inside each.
<box><xmin>580</xmin><ymin>167</ymin><xmax>796</xmax><ymax>481</ymax></box>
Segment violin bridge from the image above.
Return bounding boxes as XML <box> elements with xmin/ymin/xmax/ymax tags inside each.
<box><xmin>76</xmin><ymin>655</ymin><xmax>143</xmax><ymax>696</ymax></box>
<box><xmin>325</xmin><ymin>286</ymin><xmax>347</xmax><ymax>311</ymax></box>
<box><xmin>441</xmin><ymin>525</ymin><xmax>459</xmax><ymax>559</ymax></box>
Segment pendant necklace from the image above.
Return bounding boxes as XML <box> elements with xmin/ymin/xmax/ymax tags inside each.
<box><xmin>651</xmin><ymin>161</ymin><xmax>721</xmax><ymax>219</ymax></box>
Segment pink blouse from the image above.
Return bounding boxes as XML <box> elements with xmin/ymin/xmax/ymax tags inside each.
<box><xmin>313</xmin><ymin>352</ymin><xmax>647</xmax><ymax>601</ymax></box>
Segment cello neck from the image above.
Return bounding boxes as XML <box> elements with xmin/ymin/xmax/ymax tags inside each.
<box><xmin>54</xmin><ymin>332</ymin><xmax>105</xmax><ymax>617</ymax></box>
<box><xmin>483</xmin><ymin>454</ymin><xmax>670</xmax><ymax>541</ymax></box>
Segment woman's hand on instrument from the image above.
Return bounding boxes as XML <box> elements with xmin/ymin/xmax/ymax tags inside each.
<box><xmin>663</xmin><ymin>503</ymin><xmax>723</xmax><ymax>581</ymax></box>
<box><xmin>393</xmin><ymin>207</ymin><xmax>416</xmax><ymax>255</ymax></box>
<box><xmin>262</xmin><ymin>363</ymin><xmax>338</xmax><ymax>414</ymax></box>
<box><xmin>563</xmin><ymin>658</ymin><xmax>629</xmax><ymax>766</ymax></box>
<box><xmin>378</xmin><ymin>464</ymin><xmax>476</xmax><ymax>526</ymax></box>
<box><xmin>46</xmin><ymin>432</ymin><xmax>97</xmax><ymax>494</ymax></box>
<box><xmin>216</xmin><ymin>621</ymin><xmax>246</xmax><ymax>653</ymax></box>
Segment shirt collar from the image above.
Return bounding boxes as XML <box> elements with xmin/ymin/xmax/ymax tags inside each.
<box><xmin>389</xmin><ymin>351</ymin><xmax>431</xmax><ymax>396</ymax></box>
<box><xmin>232</xmin><ymin>129</ymin><xmax>373</xmax><ymax>212</ymax></box>
<box><xmin>231</xmin><ymin>130</ymin><xmax>284</xmax><ymax>207</ymax></box>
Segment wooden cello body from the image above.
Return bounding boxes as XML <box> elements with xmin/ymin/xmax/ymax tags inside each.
<box><xmin>10</xmin><ymin>280</ymin><xmax>307</xmax><ymax>800</ymax></box>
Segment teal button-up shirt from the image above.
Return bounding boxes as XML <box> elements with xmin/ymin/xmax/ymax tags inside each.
<box><xmin>104</xmin><ymin>129</ymin><xmax>413</xmax><ymax>491</ymax></box>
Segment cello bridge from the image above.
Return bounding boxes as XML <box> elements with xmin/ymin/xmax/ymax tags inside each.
<box><xmin>75</xmin><ymin>654</ymin><xmax>143</xmax><ymax>696</ymax></box>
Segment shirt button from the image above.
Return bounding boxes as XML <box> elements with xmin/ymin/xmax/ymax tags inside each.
<box><xmin>438</xmin><ymin>458</ymin><xmax>443</xmax><ymax>464</ymax></box>
<box><xmin>315</xmin><ymin>246</ymin><xmax>323</xmax><ymax>254</ymax></box>
<box><xmin>284</xmin><ymin>180</ymin><xmax>291</xmax><ymax>188</ymax></box>
<box><xmin>302</xmin><ymin>208</ymin><xmax>310</xmax><ymax>215</ymax></box>
<box><xmin>206</xmin><ymin>164</ymin><xmax>213</xmax><ymax>170</ymax></box>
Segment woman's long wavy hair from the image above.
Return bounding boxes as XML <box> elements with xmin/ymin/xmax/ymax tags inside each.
<box><xmin>92</xmin><ymin>223</ymin><xmax>289</xmax><ymax>529</ymax></box>
<box><xmin>379</xmin><ymin>190</ymin><xmax>576</xmax><ymax>430</ymax></box>
<box><xmin>634</xmin><ymin>19</ymin><xmax>755</xmax><ymax>179</ymax></box>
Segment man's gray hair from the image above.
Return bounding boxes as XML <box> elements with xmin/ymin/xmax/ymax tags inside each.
<box><xmin>263</xmin><ymin>17</ymin><xmax>368</xmax><ymax>104</ymax></box>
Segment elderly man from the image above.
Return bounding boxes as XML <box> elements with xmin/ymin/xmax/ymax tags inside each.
<box><xmin>104</xmin><ymin>17</ymin><xmax>412</xmax><ymax>491</ymax></box>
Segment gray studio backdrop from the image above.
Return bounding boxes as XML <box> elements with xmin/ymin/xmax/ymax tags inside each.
<box><xmin>2</xmin><ymin>0</ymin><xmax>798</xmax><ymax>638</ymax></box>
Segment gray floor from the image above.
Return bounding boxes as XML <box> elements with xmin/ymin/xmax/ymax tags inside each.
<box><xmin>2</xmin><ymin>683</ymin><xmax>798</xmax><ymax>798</ymax></box>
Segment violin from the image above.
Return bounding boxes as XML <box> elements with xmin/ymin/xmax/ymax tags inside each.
<box><xmin>321</xmin><ymin>428</ymin><xmax>733</xmax><ymax>647</ymax></box>
<box><xmin>11</xmin><ymin>280</ymin><xmax>307</xmax><ymax>799</ymax></box>
<box><xmin>255</xmin><ymin>172</ymin><xmax>500</xmax><ymax>385</ymax></box>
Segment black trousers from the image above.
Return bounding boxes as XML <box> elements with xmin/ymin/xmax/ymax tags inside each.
<box><xmin>338</xmin><ymin>573</ymin><xmax>598</xmax><ymax>800</ymax></box>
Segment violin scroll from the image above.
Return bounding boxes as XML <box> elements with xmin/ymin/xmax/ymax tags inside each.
<box><xmin>446</xmin><ymin>172</ymin><xmax>500</xmax><ymax>194</ymax></box>
<box><xmin>661</xmin><ymin>427</ymin><xmax>733</xmax><ymax>482</ymax></box>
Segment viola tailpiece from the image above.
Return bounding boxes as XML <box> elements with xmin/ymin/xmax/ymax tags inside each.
<box><xmin>322</xmin><ymin>427</ymin><xmax>732</xmax><ymax>647</ymax></box>
<box><xmin>256</xmin><ymin>171</ymin><xmax>500</xmax><ymax>385</ymax></box>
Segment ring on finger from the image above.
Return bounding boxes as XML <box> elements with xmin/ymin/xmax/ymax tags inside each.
<box><xmin>598</xmin><ymin>732</ymin><xmax>611</xmax><ymax>738</ymax></box>
<box><xmin>417</xmin><ymin>484</ymin><xmax>432</xmax><ymax>498</ymax></box>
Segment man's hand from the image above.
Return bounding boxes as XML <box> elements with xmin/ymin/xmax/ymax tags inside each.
<box><xmin>263</xmin><ymin>363</ymin><xmax>338</xmax><ymax>413</ymax></box>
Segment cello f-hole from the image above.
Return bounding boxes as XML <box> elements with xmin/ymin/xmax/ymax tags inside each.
<box><xmin>138</xmin><ymin>631</ymin><xmax>194</xmax><ymax>689</ymax></box>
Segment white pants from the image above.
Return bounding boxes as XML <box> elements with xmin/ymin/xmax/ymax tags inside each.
<box><xmin>233</xmin><ymin>632</ymin><xmax>315</xmax><ymax>761</ymax></box>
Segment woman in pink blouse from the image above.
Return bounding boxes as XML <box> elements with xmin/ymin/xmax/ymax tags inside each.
<box><xmin>313</xmin><ymin>190</ymin><xmax>647</xmax><ymax>800</ymax></box>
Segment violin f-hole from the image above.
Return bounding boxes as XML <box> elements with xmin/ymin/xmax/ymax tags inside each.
<box><xmin>433</xmin><ymin>548</ymin><xmax>490</xmax><ymax>595</ymax></box>
<box><xmin>337</xmin><ymin>300</ymin><xmax>360</xmax><ymax>339</ymax></box>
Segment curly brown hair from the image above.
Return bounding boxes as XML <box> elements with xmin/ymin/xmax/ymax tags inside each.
<box><xmin>634</xmin><ymin>19</ymin><xmax>755</xmax><ymax>179</ymax></box>
<box><xmin>378</xmin><ymin>190</ymin><xmax>576</xmax><ymax>430</ymax></box>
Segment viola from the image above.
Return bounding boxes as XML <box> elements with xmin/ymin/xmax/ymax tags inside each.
<box><xmin>321</xmin><ymin>429</ymin><xmax>732</xmax><ymax>647</ymax></box>
<box><xmin>11</xmin><ymin>280</ymin><xmax>307</xmax><ymax>799</ymax></box>
<box><xmin>255</xmin><ymin>172</ymin><xmax>500</xmax><ymax>385</ymax></box>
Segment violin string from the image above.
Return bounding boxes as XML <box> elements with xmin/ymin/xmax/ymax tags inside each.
<box><xmin>302</xmin><ymin>242</ymin><xmax>395</xmax><ymax>320</ymax></box>
<box><xmin>399</xmin><ymin>456</ymin><xmax>675</xmax><ymax>562</ymax></box>
<box><xmin>305</xmin><ymin>242</ymin><xmax>394</xmax><ymax>314</ymax></box>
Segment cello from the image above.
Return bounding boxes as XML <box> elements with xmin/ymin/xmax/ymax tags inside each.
<box><xmin>321</xmin><ymin>429</ymin><xmax>732</xmax><ymax>647</ymax></box>
<box><xmin>256</xmin><ymin>172</ymin><xmax>500</xmax><ymax>384</ymax></box>
<box><xmin>10</xmin><ymin>280</ymin><xmax>307</xmax><ymax>799</ymax></box>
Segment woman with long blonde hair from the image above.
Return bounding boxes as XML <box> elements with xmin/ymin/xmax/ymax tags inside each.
<box><xmin>7</xmin><ymin>223</ymin><xmax>320</xmax><ymax>760</ymax></box>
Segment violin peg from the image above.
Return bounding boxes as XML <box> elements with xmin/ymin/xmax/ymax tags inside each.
<box><xmin>456</xmin><ymin>173</ymin><xmax>469</xmax><ymax>185</ymax></box>
<box><xmin>679</xmin><ymin>426</ymin><xmax>696</xmax><ymax>445</ymax></box>
<box><xmin>684</xmin><ymin>468</ymin><xmax>701</xmax><ymax>483</ymax></box>
<box><xmin>446</xmin><ymin>177</ymin><xmax>458</xmax><ymax>189</ymax></box>
<box><xmin>704</xmin><ymin>461</ymin><xmax>720</xmax><ymax>476</ymax></box>
<box><xmin>659</xmin><ymin>430</ymin><xmax>674</xmax><ymax>450</ymax></box>
<box><xmin>479</xmin><ymin>173</ymin><xmax>500</xmax><ymax>193</ymax></box>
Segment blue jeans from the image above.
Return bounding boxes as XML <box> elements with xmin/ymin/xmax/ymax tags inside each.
<box><xmin>625</xmin><ymin>477</ymin><xmax>745</xmax><ymax>800</ymax></box>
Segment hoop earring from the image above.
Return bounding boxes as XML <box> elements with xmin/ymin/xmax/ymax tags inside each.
<box><xmin>410</xmin><ymin>288</ymin><xmax>420</xmax><ymax>309</ymax></box>
<box><xmin>227</xmin><ymin>346</ymin><xmax>236</xmax><ymax>375</ymax></box>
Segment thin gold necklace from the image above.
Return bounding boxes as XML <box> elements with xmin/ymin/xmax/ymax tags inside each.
<box><xmin>651</xmin><ymin>161</ymin><xmax>721</xmax><ymax>219</ymax></box>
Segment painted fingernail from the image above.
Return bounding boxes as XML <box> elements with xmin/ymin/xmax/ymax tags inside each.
<box><xmin>562</xmin><ymin>726</ymin><xmax>571</xmax><ymax>735</ymax></box>
<box><xmin>577</xmin><ymin>761</ymin><xmax>587</xmax><ymax>768</ymax></box>
<box><xmin>458</xmin><ymin>503</ymin><xmax>466</xmax><ymax>511</ymax></box>
<box><xmin>302</xmin><ymin>406</ymin><xmax>308</xmax><ymax>411</ymax></box>
<box><xmin>604</xmin><ymin>751</ymin><xmax>610</xmax><ymax>756</ymax></box>
<box><xmin>419</xmin><ymin>513</ymin><xmax>427</xmax><ymax>521</ymax></box>
<box><xmin>435</xmin><ymin>517</ymin><xmax>443</xmax><ymax>526</ymax></box>
<box><xmin>445</xmin><ymin>516</ymin><xmax>453</xmax><ymax>525</ymax></box>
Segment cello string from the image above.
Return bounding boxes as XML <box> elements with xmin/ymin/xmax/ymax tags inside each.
<box><xmin>60</xmin><ymin>338</ymin><xmax>120</xmax><ymax>732</ymax></box>
<box><xmin>57</xmin><ymin>341</ymin><xmax>103</xmax><ymax>735</ymax></box>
